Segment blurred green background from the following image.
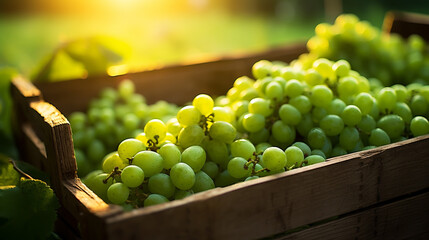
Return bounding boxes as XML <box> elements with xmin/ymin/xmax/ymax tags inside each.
<box><xmin>0</xmin><ymin>0</ymin><xmax>427</xmax><ymax>79</ymax></box>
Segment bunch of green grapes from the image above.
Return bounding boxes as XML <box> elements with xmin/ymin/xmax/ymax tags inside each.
<box><xmin>305</xmin><ymin>14</ymin><xmax>429</xmax><ymax>86</ymax></box>
<box><xmin>68</xmin><ymin>80</ymin><xmax>179</xmax><ymax>177</ymax></box>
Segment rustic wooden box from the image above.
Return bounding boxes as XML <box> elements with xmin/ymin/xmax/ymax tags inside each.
<box><xmin>11</xmin><ymin>12</ymin><xmax>429</xmax><ymax>240</ymax></box>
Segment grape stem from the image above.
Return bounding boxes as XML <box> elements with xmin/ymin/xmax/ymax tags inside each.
<box><xmin>103</xmin><ymin>167</ymin><xmax>121</xmax><ymax>184</ymax></box>
<box><xmin>147</xmin><ymin>135</ymin><xmax>160</xmax><ymax>152</ymax></box>
<box><xmin>200</xmin><ymin>113</ymin><xmax>215</xmax><ymax>136</ymax></box>
<box><xmin>9</xmin><ymin>158</ymin><xmax>33</xmax><ymax>180</ymax></box>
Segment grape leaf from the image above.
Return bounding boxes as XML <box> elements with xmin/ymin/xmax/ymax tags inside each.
<box><xmin>0</xmin><ymin>156</ymin><xmax>20</xmax><ymax>186</ymax></box>
<box><xmin>0</xmin><ymin>178</ymin><xmax>60</xmax><ymax>240</ymax></box>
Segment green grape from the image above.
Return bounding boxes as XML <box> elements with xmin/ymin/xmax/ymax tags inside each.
<box><xmin>310</xmin><ymin>85</ymin><xmax>333</xmax><ymax>108</ymax></box>
<box><xmin>410</xmin><ymin>116</ymin><xmax>429</xmax><ymax>137</ymax></box>
<box><xmin>410</xmin><ymin>94</ymin><xmax>428</xmax><ymax>116</ymax></box>
<box><xmin>271</xmin><ymin>120</ymin><xmax>295</xmax><ymax>145</ymax></box>
<box><xmin>357</xmin><ymin>115</ymin><xmax>376</xmax><ymax>134</ymax></box>
<box><xmin>107</xmin><ymin>183</ymin><xmax>130</xmax><ymax>205</ymax></box>
<box><xmin>252</xmin><ymin>60</ymin><xmax>272</xmax><ymax>79</ymax></box>
<box><xmin>248</xmin><ymin>128</ymin><xmax>270</xmax><ymax>145</ymax></box>
<box><xmin>255</xmin><ymin>142</ymin><xmax>272</xmax><ymax>154</ymax></box>
<box><xmin>339</xmin><ymin>127</ymin><xmax>359</xmax><ymax>151</ymax></box>
<box><xmin>313</xmin><ymin>58</ymin><xmax>334</xmax><ymax>78</ymax></box>
<box><xmin>170</xmin><ymin>163</ymin><xmax>196</xmax><ymax>190</ymax></box>
<box><xmin>265</xmin><ymin>81</ymin><xmax>284</xmax><ymax>100</ymax></box>
<box><xmin>75</xmin><ymin>149</ymin><xmax>90</xmax><ymax>177</ymax></box>
<box><xmin>240</xmin><ymin>87</ymin><xmax>259</xmax><ymax>101</ymax></box>
<box><xmin>292</xmin><ymin>142</ymin><xmax>312</xmax><ymax>157</ymax></box>
<box><xmin>311</xmin><ymin>149</ymin><xmax>326</xmax><ymax>159</ymax></box>
<box><xmin>307</xmin><ymin>128</ymin><xmax>327</xmax><ymax>149</ymax></box>
<box><xmin>354</xmin><ymin>92</ymin><xmax>375</xmax><ymax>115</ymax></box>
<box><xmin>279</xmin><ymin>104</ymin><xmax>302</xmax><ymax>126</ymax></box>
<box><xmin>158</xmin><ymin>143</ymin><xmax>181</xmax><ymax>169</ymax></box>
<box><xmin>202</xmin><ymin>138</ymin><xmax>230</xmax><ymax>167</ymax></box>
<box><xmin>242</xmin><ymin>113</ymin><xmax>265</xmax><ymax>133</ymax></box>
<box><xmin>332</xmin><ymin>59</ymin><xmax>351</xmax><ymax>77</ymax></box>
<box><xmin>327</xmin><ymin>98</ymin><xmax>346</xmax><ymax>116</ymax></box>
<box><xmin>231</xmin><ymin>139</ymin><xmax>256</xmax><ymax>160</ymax></box>
<box><xmin>285</xmin><ymin>146</ymin><xmax>304</xmax><ymax>168</ymax></box>
<box><xmin>166</xmin><ymin>118</ymin><xmax>182</xmax><ymax>137</ymax></box>
<box><xmin>87</xmin><ymin>139</ymin><xmax>106</xmax><ymax>164</ymax></box>
<box><xmin>245</xmin><ymin>176</ymin><xmax>260</xmax><ymax>181</ymax></box>
<box><xmin>254</xmin><ymin>77</ymin><xmax>272</xmax><ymax>95</ymax></box>
<box><xmin>161</xmin><ymin>133</ymin><xmax>177</xmax><ymax>144</ymax></box>
<box><xmin>118</xmin><ymin>79</ymin><xmax>135</xmax><ymax>100</ymax></box>
<box><xmin>193</xmin><ymin>94</ymin><xmax>214</xmax><ymax>116</ymax></box>
<box><xmin>234</xmin><ymin>76</ymin><xmax>255</xmax><ymax>91</ymax></box>
<box><xmin>215</xmin><ymin>169</ymin><xmax>240</xmax><ymax>187</ymax></box>
<box><xmin>178</xmin><ymin>124</ymin><xmax>205</xmax><ymax>149</ymax></box>
<box><xmin>69</xmin><ymin>112</ymin><xmax>86</xmax><ymax>131</ymax></box>
<box><xmin>132</xmin><ymin>151</ymin><xmax>163</xmax><ymax>177</ymax></box>
<box><xmin>144</xmin><ymin>119</ymin><xmax>167</xmax><ymax>142</ymax></box>
<box><xmin>181</xmin><ymin>146</ymin><xmax>206</xmax><ymax>172</ymax></box>
<box><xmin>290</xmin><ymin>95</ymin><xmax>312</xmax><ymax>114</ymax></box>
<box><xmin>102</xmin><ymin>152</ymin><xmax>126</xmax><ymax>173</ymax></box>
<box><xmin>87</xmin><ymin>173</ymin><xmax>114</xmax><ymax>201</ymax></box>
<box><xmin>319</xmin><ymin>114</ymin><xmax>344</xmax><ymax>136</ymax></box>
<box><xmin>284</xmin><ymin>79</ymin><xmax>304</xmax><ymax>98</ymax></box>
<box><xmin>148</xmin><ymin>173</ymin><xmax>176</xmax><ymax>198</ymax></box>
<box><xmin>304</xmin><ymin>69</ymin><xmax>324</xmax><ymax>86</ymax></box>
<box><xmin>377</xmin><ymin>87</ymin><xmax>397</xmax><ymax>114</ymax></box>
<box><xmin>341</xmin><ymin>105</ymin><xmax>362</xmax><ymax>126</ymax></box>
<box><xmin>201</xmin><ymin>161</ymin><xmax>219</xmax><ymax>179</ymax></box>
<box><xmin>231</xmin><ymin>100</ymin><xmax>249</xmax><ymax>117</ymax></box>
<box><xmin>209</xmin><ymin>121</ymin><xmax>237</xmax><ymax>144</ymax></box>
<box><xmin>392</xmin><ymin>84</ymin><xmax>408</xmax><ymax>102</ymax></box>
<box><xmin>369</xmin><ymin>128</ymin><xmax>391</xmax><ymax>146</ymax></box>
<box><xmin>144</xmin><ymin>194</ymin><xmax>169</xmax><ymax>207</ymax></box>
<box><xmin>377</xmin><ymin>115</ymin><xmax>405</xmax><ymax>140</ymax></box>
<box><xmin>311</xmin><ymin>106</ymin><xmax>328</xmax><ymax>124</ymax></box>
<box><xmin>176</xmin><ymin>106</ymin><xmax>201</xmax><ymax>127</ymax></box>
<box><xmin>213</xmin><ymin>106</ymin><xmax>235</xmax><ymax>123</ymax></box>
<box><xmin>121</xmin><ymin>165</ymin><xmax>145</xmax><ymax>188</ymax></box>
<box><xmin>174</xmin><ymin>190</ymin><xmax>194</xmax><ymax>200</ymax></box>
<box><xmin>337</xmin><ymin>76</ymin><xmax>358</xmax><ymax>97</ymax></box>
<box><xmin>248</xmin><ymin>98</ymin><xmax>273</xmax><ymax>117</ymax></box>
<box><xmin>296</xmin><ymin>113</ymin><xmax>314</xmax><ymax>137</ymax></box>
<box><xmin>304</xmin><ymin>155</ymin><xmax>326</xmax><ymax>166</ymax></box>
<box><xmin>331</xmin><ymin>145</ymin><xmax>347</xmax><ymax>157</ymax></box>
<box><xmin>192</xmin><ymin>171</ymin><xmax>215</xmax><ymax>193</ymax></box>
<box><xmin>393</xmin><ymin>102</ymin><xmax>412</xmax><ymax>124</ymax></box>
<box><xmin>227</xmin><ymin>87</ymin><xmax>240</xmax><ymax>102</ymax></box>
<box><xmin>122</xmin><ymin>113</ymin><xmax>139</xmax><ymax>131</ymax></box>
<box><xmin>117</xmin><ymin>138</ymin><xmax>146</xmax><ymax>162</ymax></box>
<box><xmin>281</xmin><ymin>67</ymin><xmax>297</xmax><ymax>80</ymax></box>
<box><xmin>227</xmin><ymin>157</ymin><xmax>250</xmax><ymax>179</ymax></box>
<box><xmin>262</xmin><ymin>147</ymin><xmax>287</xmax><ymax>171</ymax></box>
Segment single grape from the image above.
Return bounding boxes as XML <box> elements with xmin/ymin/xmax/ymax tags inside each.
<box><xmin>107</xmin><ymin>183</ymin><xmax>130</xmax><ymax>205</ymax></box>
<box><xmin>369</xmin><ymin>128</ymin><xmax>391</xmax><ymax>146</ymax></box>
<box><xmin>174</xmin><ymin>190</ymin><xmax>194</xmax><ymax>200</ymax></box>
<box><xmin>102</xmin><ymin>152</ymin><xmax>126</xmax><ymax>173</ymax></box>
<box><xmin>248</xmin><ymin>98</ymin><xmax>273</xmax><ymax>117</ymax></box>
<box><xmin>202</xmin><ymin>138</ymin><xmax>230</xmax><ymax>167</ymax></box>
<box><xmin>357</xmin><ymin>115</ymin><xmax>376</xmax><ymax>134</ymax></box>
<box><xmin>178</xmin><ymin>124</ymin><xmax>205</xmax><ymax>149</ymax></box>
<box><xmin>214</xmin><ymin>169</ymin><xmax>241</xmax><ymax>187</ymax></box>
<box><xmin>319</xmin><ymin>115</ymin><xmax>344</xmax><ymax>136</ymax></box>
<box><xmin>284</xmin><ymin>79</ymin><xmax>304</xmax><ymax>98</ymax></box>
<box><xmin>201</xmin><ymin>161</ymin><xmax>219</xmax><ymax>179</ymax></box>
<box><xmin>182</xmin><ymin>146</ymin><xmax>206</xmax><ymax>172</ymax></box>
<box><xmin>192</xmin><ymin>94</ymin><xmax>214</xmax><ymax>116</ymax></box>
<box><xmin>144</xmin><ymin>119</ymin><xmax>167</xmax><ymax>142</ymax></box>
<box><xmin>307</xmin><ymin>128</ymin><xmax>327</xmax><ymax>149</ymax></box>
<box><xmin>339</xmin><ymin>127</ymin><xmax>359</xmax><ymax>151</ymax></box>
<box><xmin>279</xmin><ymin>104</ymin><xmax>302</xmax><ymax>126</ymax></box>
<box><xmin>209</xmin><ymin>121</ymin><xmax>237</xmax><ymax>144</ymax></box>
<box><xmin>242</xmin><ymin>113</ymin><xmax>265</xmax><ymax>133</ymax></box>
<box><xmin>377</xmin><ymin>114</ymin><xmax>405</xmax><ymax>140</ymax></box>
<box><xmin>192</xmin><ymin>171</ymin><xmax>215</xmax><ymax>193</ymax></box>
<box><xmin>176</xmin><ymin>106</ymin><xmax>201</xmax><ymax>127</ymax></box>
<box><xmin>262</xmin><ymin>147</ymin><xmax>287</xmax><ymax>171</ymax></box>
<box><xmin>227</xmin><ymin>157</ymin><xmax>250</xmax><ymax>179</ymax></box>
<box><xmin>341</xmin><ymin>105</ymin><xmax>362</xmax><ymax>126</ymax></box>
<box><xmin>148</xmin><ymin>173</ymin><xmax>176</xmax><ymax>198</ymax></box>
<box><xmin>310</xmin><ymin>85</ymin><xmax>333</xmax><ymax>108</ymax></box>
<box><xmin>144</xmin><ymin>194</ymin><xmax>169</xmax><ymax>207</ymax></box>
<box><xmin>304</xmin><ymin>155</ymin><xmax>326</xmax><ymax>166</ymax></box>
<box><xmin>117</xmin><ymin>138</ymin><xmax>146</xmax><ymax>162</ymax></box>
<box><xmin>271</xmin><ymin>120</ymin><xmax>295</xmax><ymax>145</ymax></box>
<box><xmin>410</xmin><ymin>116</ymin><xmax>429</xmax><ymax>137</ymax></box>
<box><xmin>354</xmin><ymin>92</ymin><xmax>375</xmax><ymax>115</ymax></box>
<box><xmin>231</xmin><ymin>139</ymin><xmax>256</xmax><ymax>160</ymax></box>
<box><xmin>292</xmin><ymin>142</ymin><xmax>312</xmax><ymax>157</ymax></box>
<box><xmin>377</xmin><ymin>87</ymin><xmax>397</xmax><ymax>114</ymax></box>
<box><xmin>170</xmin><ymin>163</ymin><xmax>196</xmax><ymax>190</ymax></box>
<box><xmin>132</xmin><ymin>151</ymin><xmax>163</xmax><ymax>177</ymax></box>
<box><xmin>285</xmin><ymin>146</ymin><xmax>304</xmax><ymax>169</ymax></box>
<box><xmin>158</xmin><ymin>143</ymin><xmax>181</xmax><ymax>169</ymax></box>
<box><xmin>121</xmin><ymin>165</ymin><xmax>145</xmax><ymax>188</ymax></box>
<box><xmin>332</xmin><ymin>59</ymin><xmax>351</xmax><ymax>77</ymax></box>
<box><xmin>290</xmin><ymin>95</ymin><xmax>312</xmax><ymax>114</ymax></box>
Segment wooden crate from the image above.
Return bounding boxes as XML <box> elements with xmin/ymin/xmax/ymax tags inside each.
<box><xmin>11</xmin><ymin>13</ymin><xmax>429</xmax><ymax>240</ymax></box>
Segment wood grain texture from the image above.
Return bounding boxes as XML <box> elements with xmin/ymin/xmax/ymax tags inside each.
<box><xmin>384</xmin><ymin>11</ymin><xmax>429</xmax><ymax>41</ymax></box>
<box><xmin>280</xmin><ymin>191</ymin><xmax>429</xmax><ymax>240</ymax></box>
<box><xmin>102</xmin><ymin>135</ymin><xmax>429</xmax><ymax>240</ymax></box>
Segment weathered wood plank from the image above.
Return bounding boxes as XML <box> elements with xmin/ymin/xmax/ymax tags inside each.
<box><xmin>280</xmin><ymin>191</ymin><xmax>429</xmax><ymax>240</ymax></box>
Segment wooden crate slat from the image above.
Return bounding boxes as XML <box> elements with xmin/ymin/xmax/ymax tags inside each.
<box><xmin>103</xmin><ymin>135</ymin><xmax>429</xmax><ymax>240</ymax></box>
<box><xmin>280</xmin><ymin>191</ymin><xmax>429</xmax><ymax>239</ymax></box>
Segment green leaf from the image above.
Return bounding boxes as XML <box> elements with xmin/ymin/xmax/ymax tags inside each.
<box><xmin>0</xmin><ymin>178</ymin><xmax>60</xmax><ymax>240</ymax></box>
<box><xmin>0</xmin><ymin>155</ymin><xmax>20</xmax><ymax>186</ymax></box>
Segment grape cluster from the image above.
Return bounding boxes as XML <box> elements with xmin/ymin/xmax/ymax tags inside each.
<box><xmin>305</xmin><ymin>14</ymin><xmax>429</xmax><ymax>86</ymax></box>
<box><xmin>68</xmin><ymin>80</ymin><xmax>179</xmax><ymax>177</ymax></box>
